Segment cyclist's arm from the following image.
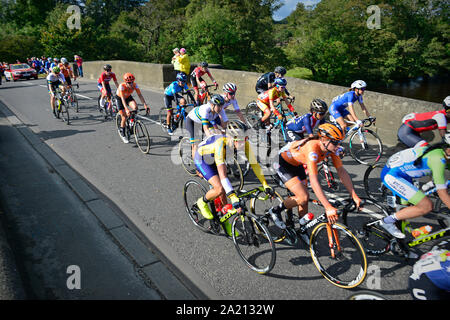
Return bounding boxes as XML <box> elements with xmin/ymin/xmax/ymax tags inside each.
<box><xmin>428</xmin><ymin>151</ymin><xmax>450</xmax><ymax>208</ymax></box>
<box><xmin>136</xmin><ymin>89</ymin><xmax>149</xmax><ymax>111</ymax></box>
<box><xmin>359</xmin><ymin>102</ymin><xmax>371</xmax><ymax>118</ymax></box>
<box><xmin>302</xmin><ymin>114</ymin><xmax>314</xmax><ymax>136</ymax></box>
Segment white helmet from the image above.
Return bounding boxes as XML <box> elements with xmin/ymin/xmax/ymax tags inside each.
<box><xmin>351</xmin><ymin>80</ymin><xmax>367</xmax><ymax>89</ymax></box>
<box><xmin>444</xmin><ymin>132</ymin><xmax>450</xmax><ymax>146</ymax></box>
<box><xmin>61</xmin><ymin>57</ymin><xmax>68</xmax><ymax>64</ymax></box>
<box><xmin>443</xmin><ymin>96</ymin><xmax>450</xmax><ymax>110</ymax></box>
<box><xmin>223</xmin><ymin>82</ymin><xmax>237</xmax><ymax>94</ymax></box>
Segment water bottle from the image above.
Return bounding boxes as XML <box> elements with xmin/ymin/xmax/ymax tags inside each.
<box><xmin>299</xmin><ymin>213</ymin><xmax>314</xmax><ymax>225</ymax></box>
<box><xmin>411</xmin><ymin>225</ymin><xmax>432</xmax><ymax>238</ymax></box>
<box><xmin>214</xmin><ymin>197</ymin><xmax>223</xmax><ymax>213</ymax></box>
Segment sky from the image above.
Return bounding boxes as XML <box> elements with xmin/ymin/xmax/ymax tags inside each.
<box><xmin>273</xmin><ymin>0</ymin><xmax>321</xmax><ymax>21</ymax></box>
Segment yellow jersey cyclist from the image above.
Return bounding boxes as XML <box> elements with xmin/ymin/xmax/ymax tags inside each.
<box><xmin>116</xmin><ymin>73</ymin><xmax>150</xmax><ymax>143</ymax></box>
<box><xmin>254</xmin><ymin>77</ymin><xmax>296</xmax><ymax>130</ymax></box>
<box><xmin>47</xmin><ymin>66</ymin><xmax>67</xmax><ymax>118</ymax></box>
<box><xmin>379</xmin><ymin>134</ymin><xmax>450</xmax><ymax>240</ymax></box>
<box><xmin>194</xmin><ymin>128</ymin><xmax>273</xmax><ymax>234</ymax></box>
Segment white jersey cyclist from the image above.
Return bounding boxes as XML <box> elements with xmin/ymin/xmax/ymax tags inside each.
<box><xmin>187</xmin><ymin>101</ymin><xmax>229</xmax><ymax>125</ymax></box>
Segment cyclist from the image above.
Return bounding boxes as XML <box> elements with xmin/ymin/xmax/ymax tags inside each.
<box><xmin>186</xmin><ymin>94</ymin><xmax>228</xmax><ymax>161</ymax></box>
<box><xmin>116</xmin><ymin>73</ymin><xmax>150</xmax><ymax>143</ymax></box>
<box><xmin>408</xmin><ymin>240</ymin><xmax>450</xmax><ymax>300</ymax></box>
<box><xmin>194</xmin><ymin>127</ymin><xmax>273</xmax><ymax>235</ymax></box>
<box><xmin>59</xmin><ymin>58</ymin><xmax>76</xmax><ymax>88</ymax></box>
<box><xmin>378</xmin><ymin>135</ymin><xmax>450</xmax><ymax>239</ymax></box>
<box><xmin>46</xmin><ymin>66</ymin><xmax>67</xmax><ymax>118</ymax></box>
<box><xmin>329</xmin><ymin>80</ymin><xmax>373</xmax><ymax>133</ymax></box>
<box><xmin>220</xmin><ymin>82</ymin><xmax>246</xmax><ymax>124</ymax></box>
<box><xmin>50</xmin><ymin>58</ymin><xmax>59</xmax><ymax>71</ymax></box>
<box><xmin>190</xmin><ymin>61</ymin><xmax>218</xmax><ymax>106</ymax></box>
<box><xmin>397</xmin><ymin>96</ymin><xmax>450</xmax><ymax>148</ymax></box>
<box><xmin>269</xmin><ymin>123</ymin><xmax>362</xmax><ymax>229</ymax></box>
<box><xmin>97</xmin><ymin>64</ymin><xmax>120</xmax><ymax>111</ymax></box>
<box><xmin>254</xmin><ymin>77</ymin><xmax>296</xmax><ymax>130</ymax></box>
<box><xmin>285</xmin><ymin>98</ymin><xmax>328</xmax><ymax>142</ymax></box>
<box><xmin>163</xmin><ymin>72</ymin><xmax>195</xmax><ymax>135</ymax></box>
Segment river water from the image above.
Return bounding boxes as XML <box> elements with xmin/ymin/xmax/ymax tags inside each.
<box><xmin>371</xmin><ymin>76</ymin><xmax>449</xmax><ymax>104</ymax></box>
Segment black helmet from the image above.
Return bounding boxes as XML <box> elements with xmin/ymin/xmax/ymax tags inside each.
<box><xmin>200</xmin><ymin>61</ymin><xmax>208</xmax><ymax>68</ymax></box>
<box><xmin>274</xmin><ymin>66</ymin><xmax>287</xmax><ymax>76</ymax></box>
<box><xmin>103</xmin><ymin>64</ymin><xmax>112</xmax><ymax>71</ymax></box>
<box><xmin>210</xmin><ymin>94</ymin><xmax>225</xmax><ymax>106</ymax></box>
<box><xmin>443</xmin><ymin>96</ymin><xmax>450</xmax><ymax>111</ymax></box>
<box><xmin>310</xmin><ymin>98</ymin><xmax>328</xmax><ymax>113</ymax></box>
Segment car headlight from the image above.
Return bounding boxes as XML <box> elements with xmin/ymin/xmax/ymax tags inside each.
<box><xmin>13</xmin><ymin>72</ymin><xmax>20</xmax><ymax>75</ymax></box>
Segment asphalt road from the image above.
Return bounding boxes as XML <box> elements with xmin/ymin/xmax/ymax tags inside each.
<box><xmin>0</xmin><ymin>77</ymin><xmax>420</xmax><ymax>300</ymax></box>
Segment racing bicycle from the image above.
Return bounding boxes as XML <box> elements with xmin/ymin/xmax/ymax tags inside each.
<box><xmin>183</xmin><ymin>180</ymin><xmax>276</xmax><ymax>274</ymax></box>
<box><xmin>115</xmin><ymin>108</ymin><xmax>150</xmax><ymax>154</ymax></box>
<box><xmin>98</xmin><ymin>93</ymin><xmax>118</xmax><ymax>120</ymax></box>
<box><xmin>53</xmin><ymin>87</ymin><xmax>70</xmax><ymax>124</ymax></box>
<box><xmin>158</xmin><ymin>103</ymin><xmax>195</xmax><ymax>135</ymax></box>
<box><xmin>65</xmin><ymin>83</ymin><xmax>79</xmax><ymax>113</ymax></box>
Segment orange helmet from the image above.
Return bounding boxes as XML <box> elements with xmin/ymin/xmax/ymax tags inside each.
<box><xmin>123</xmin><ymin>73</ymin><xmax>135</xmax><ymax>82</ymax></box>
<box><xmin>318</xmin><ymin>123</ymin><xmax>344</xmax><ymax>141</ymax></box>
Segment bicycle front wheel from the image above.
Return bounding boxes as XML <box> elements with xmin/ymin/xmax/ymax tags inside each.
<box><xmin>310</xmin><ymin>222</ymin><xmax>367</xmax><ymax>288</ymax></box>
<box><xmin>232</xmin><ymin>213</ymin><xmax>276</xmax><ymax>274</ymax></box>
<box><xmin>363</xmin><ymin>163</ymin><xmax>388</xmax><ymax>203</ymax></box>
<box><xmin>179</xmin><ymin>137</ymin><xmax>197</xmax><ymax>175</ymax></box>
<box><xmin>349</xmin><ymin>129</ymin><xmax>383</xmax><ymax>165</ymax></box>
<box><xmin>134</xmin><ymin>120</ymin><xmax>150</xmax><ymax>154</ymax></box>
<box><xmin>61</xmin><ymin>101</ymin><xmax>70</xmax><ymax>124</ymax></box>
<box><xmin>158</xmin><ymin>107</ymin><xmax>169</xmax><ymax>133</ymax></box>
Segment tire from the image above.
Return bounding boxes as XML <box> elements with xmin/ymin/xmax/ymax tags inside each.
<box><xmin>245</xmin><ymin>101</ymin><xmax>262</xmax><ymax>129</ymax></box>
<box><xmin>61</xmin><ymin>101</ymin><xmax>70</xmax><ymax>124</ymax></box>
<box><xmin>232</xmin><ymin>212</ymin><xmax>276</xmax><ymax>274</ymax></box>
<box><xmin>363</xmin><ymin>163</ymin><xmax>388</xmax><ymax>203</ymax></box>
<box><xmin>72</xmin><ymin>92</ymin><xmax>79</xmax><ymax>113</ymax></box>
<box><xmin>309</xmin><ymin>222</ymin><xmax>367</xmax><ymax>288</ymax></box>
<box><xmin>317</xmin><ymin>162</ymin><xmax>344</xmax><ymax>193</ymax></box>
<box><xmin>158</xmin><ymin>107</ymin><xmax>169</xmax><ymax>133</ymax></box>
<box><xmin>349</xmin><ymin>129</ymin><xmax>383</xmax><ymax>165</ymax></box>
<box><xmin>134</xmin><ymin>120</ymin><xmax>150</xmax><ymax>154</ymax></box>
<box><xmin>179</xmin><ymin>137</ymin><xmax>197</xmax><ymax>176</ymax></box>
<box><xmin>249</xmin><ymin>189</ymin><xmax>289</xmax><ymax>243</ymax></box>
<box><xmin>347</xmin><ymin>290</ymin><xmax>388</xmax><ymax>300</ymax></box>
<box><xmin>342</xmin><ymin>197</ymin><xmax>391</xmax><ymax>256</ymax></box>
<box><xmin>183</xmin><ymin>180</ymin><xmax>212</xmax><ymax>233</ymax></box>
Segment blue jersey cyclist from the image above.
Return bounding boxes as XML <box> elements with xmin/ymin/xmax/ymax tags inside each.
<box><xmin>329</xmin><ymin>80</ymin><xmax>373</xmax><ymax>132</ymax></box>
<box><xmin>164</xmin><ymin>73</ymin><xmax>195</xmax><ymax>135</ymax></box>
<box><xmin>286</xmin><ymin>98</ymin><xmax>327</xmax><ymax>141</ymax></box>
<box><xmin>378</xmin><ymin>135</ymin><xmax>450</xmax><ymax>240</ymax></box>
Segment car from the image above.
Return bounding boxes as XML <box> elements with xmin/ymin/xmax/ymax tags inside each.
<box><xmin>4</xmin><ymin>63</ymin><xmax>38</xmax><ymax>81</ymax></box>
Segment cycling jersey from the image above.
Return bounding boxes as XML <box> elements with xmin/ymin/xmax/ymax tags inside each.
<box><xmin>221</xmin><ymin>94</ymin><xmax>240</xmax><ymax>112</ymax></box>
<box><xmin>46</xmin><ymin>73</ymin><xmax>66</xmax><ymax>93</ymax></box>
<box><xmin>190</xmin><ymin>66</ymin><xmax>212</xmax><ymax>80</ymax></box>
<box><xmin>286</xmin><ymin>113</ymin><xmax>325</xmax><ymax>135</ymax></box>
<box><xmin>255</xmin><ymin>72</ymin><xmax>275</xmax><ymax>93</ymax></box>
<box><xmin>402</xmin><ymin>110</ymin><xmax>447</xmax><ymax>133</ymax></box>
<box><xmin>58</xmin><ymin>63</ymin><xmax>73</xmax><ymax>78</ymax></box>
<box><xmin>257</xmin><ymin>87</ymin><xmax>287</xmax><ymax>107</ymax></box>
<box><xmin>329</xmin><ymin>91</ymin><xmax>363</xmax><ymax>119</ymax></box>
<box><xmin>381</xmin><ymin>146</ymin><xmax>448</xmax><ymax>205</ymax></box>
<box><xmin>116</xmin><ymin>82</ymin><xmax>141</xmax><ymax>99</ymax></box>
<box><xmin>164</xmin><ymin>81</ymin><xmax>189</xmax><ymax>97</ymax></box>
<box><xmin>187</xmin><ymin>102</ymin><xmax>228</xmax><ymax>126</ymax></box>
<box><xmin>98</xmin><ymin>71</ymin><xmax>117</xmax><ymax>84</ymax></box>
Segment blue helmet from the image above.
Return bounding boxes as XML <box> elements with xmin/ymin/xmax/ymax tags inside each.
<box><xmin>176</xmin><ymin>73</ymin><xmax>187</xmax><ymax>83</ymax></box>
<box><xmin>274</xmin><ymin>77</ymin><xmax>287</xmax><ymax>86</ymax></box>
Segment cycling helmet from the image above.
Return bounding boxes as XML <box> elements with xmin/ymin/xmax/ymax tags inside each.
<box><xmin>274</xmin><ymin>77</ymin><xmax>287</xmax><ymax>86</ymax></box>
<box><xmin>443</xmin><ymin>132</ymin><xmax>450</xmax><ymax>146</ymax></box>
<box><xmin>274</xmin><ymin>66</ymin><xmax>287</xmax><ymax>76</ymax></box>
<box><xmin>210</xmin><ymin>94</ymin><xmax>225</xmax><ymax>106</ymax></box>
<box><xmin>310</xmin><ymin>98</ymin><xmax>328</xmax><ymax>113</ymax></box>
<box><xmin>52</xmin><ymin>66</ymin><xmax>60</xmax><ymax>73</ymax></box>
<box><xmin>61</xmin><ymin>57</ymin><xmax>68</xmax><ymax>64</ymax></box>
<box><xmin>176</xmin><ymin>73</ymin><xmax>187</xmax><ymax>82</ymax></box>
<box><xmin>103</xmin><ymin>64</ymin><xmax>112</xmax><ymax>71</ymax></box>
<box><xmin>53</xmin><ymin>58</ymin><xmax>59</xmax><ymax>62</ymax></box>
<box><xmin>123</xmin><ymin>73</ymin><xmax>135</xmax><ymax>82</ymax></box>
<box><xmin>200</xmin><ymin>61</ymin><xmax>208</xmax><ymax>68</ymax></box>
<box><xmin>351</xmin><ymin>80</ymin><xmax>367</xmax><ymax>89</ymax></box>
<box><xmin>47</xmin><ymin>57</ymin><xmax>52</xmax><ymax>62</ymax></box>
<box><xmin>443</xmin><ymin>96</ymin><xmax>450</xmax><ymax>110</ymax></box>
<box><xmin>318</xmin><ymin>123</ymin><xmax>345</xmax><ymax>141</ymax></box>
<box><xmin>223</xmin><ymin>82</ymin><xmax>237</xmax><ymax>94</ymax></box>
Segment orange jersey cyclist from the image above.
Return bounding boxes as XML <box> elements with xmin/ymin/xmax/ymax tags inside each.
<box><xmin>116</xmin><ymin>73</ymin><xmax>150</xmax><ymax>143</ymax></box>
<box><xmin>269</xmin><ymin>123</ymin><xmax>362</xmax><ymax>230</ymax></box>
<box><xmin>255</xmin><ymin>77</ymin><xmax>295</xmax><ymax>129</ymax></box>
<box><xmin>58</xmin><ymin>57</ymin><xmax>76</xmax><ymax>87</ymax></box>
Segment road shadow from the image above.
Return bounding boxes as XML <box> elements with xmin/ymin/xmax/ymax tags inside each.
<box><xmin>38</xmin><ymin>128</ymin><xmax>96</xmax><ymax>141</ymax></box>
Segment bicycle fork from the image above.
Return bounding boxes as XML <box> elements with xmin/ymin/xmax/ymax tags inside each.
<box><xmin>326</xmin><ymin>223</ymin><xmax>342</xmax><ymax>259</ymax></box>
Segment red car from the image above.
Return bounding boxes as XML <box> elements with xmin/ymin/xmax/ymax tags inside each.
<box><xmin>4</xmin><ymin>63</ymin><xmax>38</xmax><ymax>81</ymax></box>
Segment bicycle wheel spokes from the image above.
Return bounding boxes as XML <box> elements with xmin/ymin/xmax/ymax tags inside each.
<box><xmin>134</xmin><ymin>120</ymin><xmax>150</xmax><ymax>154</ymax></box>
<box><xmin>232</xmin><ymin>213</ymin><xmax>276</xmax><ymax>274</ymax></box>
<box><xmin>183</xmin><ymin>180</ymin><xmax>211</xmax><ymax>233</ymax></box>
<box><xmin>349</xmin><ymin>129</ymin><xmax>383</xmax><ymax>165</ymax></box>
<box><xmin>179</xmin><ymin>137</ymin><xmax>197</xmax><ymax>175</ymax></box>
<box><xmin>310</xmin><ymin>222</ymin><xmax>367</xmax><ymax>288</ymax></box>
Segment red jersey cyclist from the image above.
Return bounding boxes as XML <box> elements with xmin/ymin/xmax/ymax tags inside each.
<box><xmin>190</xmin><ymin>61</ymin><xmax>218</xmax><ymax>106</ymax></box>
<box><xmin>98</xmin><ymin>64</ymin><xmax>120</xmax><ymax>111</ymax></box>
<box><xmin>116</xmin><ymin>73</ymin><xmax>150</xmax><ymax>143</ymax></box>
<box><xmin>254</xmin><ymin>77</ymin><xmax>295</xmax><ymax>130</ymax></box>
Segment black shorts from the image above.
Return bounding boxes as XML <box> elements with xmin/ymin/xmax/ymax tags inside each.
<box><xmin>273</xmin><ymin>155</ymin><xmax>307</xmax><ymax>184</ymax></box>
<box><xmin>64</xmin><ymin>76</ymin><xmax>72</xmax><ymax>86</ymax></box>
<box><xmin>164</xmin><ymin>94</ymin><xmax>182</xmax><ymax>110</ymax></box>
<box><xmin>116</xmin><ymin>95</ymin><xmax>135</xmax><ymax>111</ymax></box>
<box><xmin>190</xmin><ymin>76</ymin><xmax>204</xmax><ymax>89</ymax></box>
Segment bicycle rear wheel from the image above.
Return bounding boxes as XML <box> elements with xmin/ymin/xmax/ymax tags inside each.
<box><xmin>342</xmin><ymin>197</ymin><xmax>391</xmax><ymax>256</ymax></box>
<box><xmin>310</xmin><ymin>222</ymin><xmax>367</xmax><ymax>288</ymax></box>
<box><xmin>183</xmin><ymin>180</ymin><xmax>213</xmax><ymax>233</ymax></box>
<box><xmin>55</xmin><ymin>99</ymin><xmax>62</xmax><ymax>119</ymax></box>
<box><xmin>232</xmin><ymin>212</ymin><xmax>276</xmax><ymax>274</ymax></box>
<box><xmin>158</xmin><ymin>107</ymin><xmax>169</xmax><ymax>133</ymax></box>
<box><xmin>134</xmin><ymin>120</ymin><xmax>150</xmax><ymax>154</ymax></box>
<box><xmin>349</xmin><ymin>129</ymin><xmax>383</xmax><ymax>165</ymax></box>
<box><xmin>179</xmin><ymin>137</ymin><xmax>197</xmax><ymax>175</ymax></box>
<box><xmin>71</xmin><ymin>90</ymin><xmax>79</xmax><ymax>112</ymax></box>
<box><xmin>363</xmin><ymin>163</ymin><xmax>388</xmax><ymax>204</ymax></box>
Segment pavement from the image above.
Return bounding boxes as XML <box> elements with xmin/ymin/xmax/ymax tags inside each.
<box><xmin>0</xmin><ymin>97</ymin><xmax>202</xmax><ymax>300</ymax></box>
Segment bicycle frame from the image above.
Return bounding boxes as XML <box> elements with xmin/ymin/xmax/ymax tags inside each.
<box><xmin>198</xmin><ymin>85</ymin><xmax>217</xmax><ymax>105</ymax></box>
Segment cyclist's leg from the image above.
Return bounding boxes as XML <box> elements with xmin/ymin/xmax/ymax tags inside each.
<box><xmin>164</xmin><ymin>95</ymin><xmax>174</xmax><ymax>129</ymax></box>
<box><xmin>257</xmin><ymin>101</ymin><xmax>271</xmax><ymax>127</ymax></box>
<box><xmin>194</xmin><ymin>155</ymin><xmax>221</xmax><ymax>219</ymax></box>
<box><xmin>116</xmin><ymin>97</ymin><xmax>128</xmax><ymax>133</ymax></box>
<box><xmin>191</xmin><ymin>77</ymin><xmax>200</xmax><ymax>105</ymax></box>
<box><xmin>397</xmin><ymin>124</ymin><xmax>427</xmax><ymax>148</ymax></box>
<box><xmin>329</xmin><ymin>104</ymin><xmax>347</xmax><ymax>131</ymax></box>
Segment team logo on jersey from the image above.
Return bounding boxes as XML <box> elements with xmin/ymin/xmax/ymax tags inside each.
<box><xmin>309</xmin><ymin>152</ymin><xmax>318</xmax><ymax>162</ymax></box>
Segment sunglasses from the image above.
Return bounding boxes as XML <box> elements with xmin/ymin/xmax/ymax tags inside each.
<box><xmin>276</xmin><ymin>85</ymin><xmax>286</xmax><ymax>89</ymax></box>
<box><xmin>329</xmin><ymin>140</ymin><xmax>341</xmax><ymax>146</ymax></box>
<box><xmin>316</xmin><ymin>112</ymin><xmax>326</xmax><ymax>116</ymax></box>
